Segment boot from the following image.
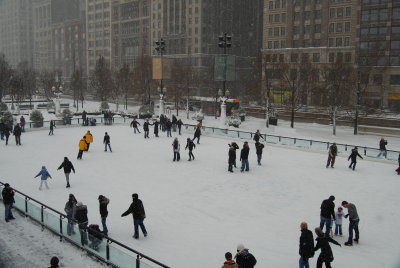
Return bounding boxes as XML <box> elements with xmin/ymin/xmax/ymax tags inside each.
<box><xmin>344</xmin><ymin>241</ymin><xmax>352</xmax><ymax>246</ymax></box>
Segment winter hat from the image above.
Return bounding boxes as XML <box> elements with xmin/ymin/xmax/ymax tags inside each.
<box><xmin>42</xmin><ymin>166</ymin><xmax>46</xmax><ymax>169</ymax></box>
<box><xmin>237</xmin><ymin>244</ymin><xmax>245</xmax><ymax>252</ymax></box>
<box><xmin>76</xmin><ymin>201</ymin><xmax>83</xmax><ymax>207</ymax></box>
<box><xmin>132</xmin><ymin>193</ymin><xmax>138</xmax><ymax>199</ymax></box>
<box><xmin>98</xmin><ymin>195</ymin><xmax>104</xmax><ymax>200</ymax></box>
<box><xmin>50</xmin><ymin>256</ymin><xmax>59</xmax><ymax>266</ymax></box>
<box><xmin>4</xmin><ymin>183</ymin><xmax>10</xmax><ymax>187</ymax></box>
<box><xmin>329</xmin><ymin>195</ymin><xmax>335</xmax><ymax>201</ymax></box>
<box><xmin>187</xmin><ymin>137</ymin><xmax>191</xmax><ymax>141</ymax></box>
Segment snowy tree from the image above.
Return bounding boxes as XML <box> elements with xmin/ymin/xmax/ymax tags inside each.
<box><xmin>90</xmin><ymin>56</ymin><xmax>112</xmax><ymax>101</ymax></box>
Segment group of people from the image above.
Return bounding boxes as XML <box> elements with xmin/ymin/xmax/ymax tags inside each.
<box><xmin>326</xmin><ymin>143</ymin><xmax>364</xmax><ymax>171</ymax></box>
<box><xmin>130</xmin><ymin>114</ymin><xmax>184</xmax><ymax>139</ymax></box>
<box><xmin>170</xmin><ymin>123</ymin><xmax>202</xmax><ymax>162</ymax></box>
<box><xmin>221</xmin><ymin>244</ymin><xmax>257</xmax><ymax>268</ymax></box>
<box><xmin>298</xmin><ymin>195</ymin><xmax>360</xmax><ymax>268</ymax></box>
<box><xmin>77</xmin><ymin>130</ymin><xmax>94</xmax><ymax>159</ymax></box>
<box><xmin>0</xmin><ymin>120</ymin><xmax>22</xmax><ymax>145</ymax></box>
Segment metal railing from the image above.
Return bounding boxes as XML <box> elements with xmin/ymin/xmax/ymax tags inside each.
<box><xmin>19</xmin><ymin>116</ymin><xmax>399</xmax><ymax>161</ymax></box>
<box><xmin>0</xmin><ymin>182</ymin><xmax>170</xmax><ymax>268</ymax></box>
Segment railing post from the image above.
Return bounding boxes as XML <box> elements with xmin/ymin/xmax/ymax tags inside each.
<box><xmin>310</xmin><ymin>140</ymin><xmax>312</xmax><ymax>146</ymax></box>
<box><xmin>294</xmin><ymin>138</ymin><xmax>296</xmax><ymax>144</ymax></box>
<box><xmin>41</xmin><ymin>205</ymin><xmax>44</xmax><ymax>222</ymax></box>
<box><xmin>59</xmin><ymin>215</ymin><xmax>63</xmax><ymax>241</ymax></box>
<box><xmin>364</xmin><ymin>148</ymin><xmax>366</xmax><ymax>156</ymax></box>
<box><xmin>106</xmin><ymin>240</ymin><xmax>110</xmax><ymax>261</ymax></box>
<box><xmin>327</xmin><ymin>142</ymin><xmax>329</xmax><ymax>150</ymax></box>
<box><xmin>25</xmin><ymin>197</ymin><xmax>28</xmax><ymax>214</ymax></box>
<box><xmin>136</xmin><ymin>255</ymin><xmax>141</xmax><ymax>268</ymax></box>
<box><xmin>237</xmin><ymin>131</ymin><xmax>239</xmax><ymax>138</ymax></box>
<box><xmin>345</xmin><ymin>145</ymin><xmax>348</xmax><ymax>151</ymax></box>
<box><xmin>279</xmin><ymin>136</ymin><xmax>281</xmax><ymax>142</ymax></box>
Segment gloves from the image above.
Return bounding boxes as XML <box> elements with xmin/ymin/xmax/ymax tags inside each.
<box><xmin>344</xmin><ymin>214</ymin><xmax>349</xmax><ymax>218</ymax></box>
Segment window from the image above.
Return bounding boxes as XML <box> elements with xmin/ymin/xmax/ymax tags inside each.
<box><xmin>275</xmin><ymin>14</ymin><xmax>281</xmax><ymax>22</ymax></box>
<box><xmin>304</xmin><ymin>39</ymin><xmax>311</xmax><ymax>47</ymax></box>
<box><xmin>275</xmin><ymin>0</ymin><xmax>281</xmax><ymax>8</ymax></box>
<box><xmin>394</xmin><ymin>8</ymin><xmax>400</xmax><ymax>20</ymax></box>
<box><xmin>329</xmin><ymin>8</ymin><xmax>335</xmax><ymax>18</ymax></box>
<box><xmin>329</xmin><ymin>23</ymin><xmax>334</xmax><ymax>33</ymax></box>
<box><xmin>294</xmin><ymin>12</ymin><xmax>300</xmax><ymax>21</ymax></box>
<box><xmin>393</xmin><ymin>27</ymin><xmax>400</xmax><ymax>34</ymax></box>
<box><xmin>328</xmin><ymin>38</ymin><xmax>334</xmax><ymax>47</ymax></box>
<box><xmin>345</xmin><ymin>22</ymin><xmax>350</xmax><ymax>32</ymax></box>
<box><xmin>304</xmin><ymin>25</ymin><xmax>311</xmax><ymax>34</ymax></box>
<box><xmin>392</xmin><ymin>40</ymin><xmax>400</xmax><ymax>49</ymax></box>
<box><xmin>315</xmin><ymin>24</ymin><xmax>321</xmax><ymax>33</ymax></box>
<box><xmin>268</xmin><ymin>41</ymin><xmax>273</xmax><ymax>49</ymax></box>
<box><xmin>268</xmin><ymin>28</ymin><xmax>273</xmax><ymax>37</ymax></box>
<box><xmin>373</xmin><ymin>74</ymin><xmax>383</xmax><ymax>85</ymax></box>
<box><xmin>313</xmin><ymin>39</ymin><xmax>321</xmax><ymax>47</ymax></box>
<box><xmin>293</xmin><ymin>26</ymin><xmax>300</xmax><ymax>34</ymax></box>
<box><xmin>345</xmin><ymin>7</ymin><xmax>351</xmax><ymax>17</ymax></box>
<box><xmin>304</xmin><ymin>11</ymin><xmax>311</xmax><ymax>20</ymax></box>
<box><xmin>269</xmin><ymin>1</ymin><xmax>273</xmax><ymax>9</ymax></box>
<box><xmin>291</xmin><ymin>53</ymin><xmax>298</xmax><ymax>63</ymax></box>
<box><xmin>344</xmin><ymin>37</ymin><xmax>350</xmax><ymax>47</ymax></box>
<box><xmin>282</xmin><ymin>13</ymin><xmax>286</xmax><ymax>22</ymax></box>
<box><xmin>362</xmin><ymin>9</ymin><xmax>388</xmax><ymax>22</ymax></box>
<box><xmin>282</xmin><ymin>0</ymin><xmax>287</xmax><ymax>8</ymax></box>
<box><xmin>274</xmin><ymin>27</ymin><xmax>280</xmax><ymax>36</ymax></box>
<box><xmin>281</xmin><ymin>27</ymin><xmax>286</xmax><ymax>36</ymax></box>
<box><xmin>280</xmin><ymin>40</ymin><xmax>286</xmax><ymax>48</ymax></box>
<box><xmin>293</xmin><ymin>40</ymin><xmax>300</xmax><ymax>48</ymax></box>
<box><xmin>269</xmin><ymin>15</ymin><xmax>273</xmax><ymax>23</ymax></box>
<box><xmin>337</xmin><ymin>8</ymin><xmax>343</xmax><ymax>17</ymax></box>
<box><xmin>329</xmin><ymin>53</ymin><xmax>335</xmax><ymax>63</ymax></box>
<box><xmin>391</xmin><ymin>56</ymin><xmax>400</xmax><ymax>66</ymax></box>
<box><xmin>314</xmin><ymin>10</ymin><xmax>321</xmax><ymax>20</ymax></box>
<box><xmin>313</xmin><ymin>53</ymin><xmax>320</xmax><ymax>62</ymax></box>
<box><xmin>274</xmin><ymin>41</ymin><xmax>280</xmax><ymax>49</ymax></box>
<box><xmin>390</xmin><ymin>75</ymin><xmax>400</xmax><ymax>85</ymax></box>
<box><xmin>337</xmin><ymin>23</ymin><xmax>343</xmax><ymax>33</ymax></box>
<box><xmin>336</xmin><ymin>37</ymin><xmax>342</xmax><ymax>47</ymax></box>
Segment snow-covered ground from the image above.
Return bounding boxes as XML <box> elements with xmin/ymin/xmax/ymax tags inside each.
<box><xmin>1</xmin><ymin>113</ymin><xmax>400</xmax><ymax>267</ymax></box>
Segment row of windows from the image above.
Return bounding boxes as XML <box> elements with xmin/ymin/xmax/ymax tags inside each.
<box><xmin>268</xmin><ymin>13</ymin><xmax>287</xmax><ymax>23</ymax></box>
<box><xmin>328</xmin><ymin>37</ymin><xmax>351</xmax><ymax>47</ymax></box>
<box><xmin>329</xmin><ymin>7</ymin><xmax>351</xmax><ymax>18</ymax></box>
<box><xmin>328</xmin><ymin>52</ymin><xmax>352</xmax><ymax>63</ymax></box>
<box><xmin>293</xmin><ymin>10</ymin><xmax>321</xmax><ymax>21</ymax></box>
<box><xmin>268</xmin><ymin>0</ymin><xmax>287</xmax><ymax>10</ymax></box>
<box><xmin>268</xmin><ymin>27</ymin><xmax>286</xmax><ymax>37</ymax></box>
<box><xmin>361</xmin><ymin>9</ymin><xmax>387</xmax><ymax>22</ymax></box>
<box><xmin>293</xmin><ymin>24</ymin><xmax>321</xmax><ymax>34</ymax></box>
<box><xmin>291</xmin><ymin>52</ymin><xmax>321</xmax><ymax>63</ymax></box>
<box><xmin>293</xmin><ymin>39</ymin><xmax>321</xmax><ymax>48</ymax></box>
<box><xmin>329</xmin><ymin>22</ymin><xmax>351</xmax><ymax>33</ymax></box>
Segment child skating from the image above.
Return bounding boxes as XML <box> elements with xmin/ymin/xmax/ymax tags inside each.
<box><xmin>334</xmin><ymin>207</ymin><xmax>344</xmax><ymax>236</ymax></box>
<box><xmin>34</xmin><ymin>166</ymin><xmax>52</xmax><ymax>190</ymax></box>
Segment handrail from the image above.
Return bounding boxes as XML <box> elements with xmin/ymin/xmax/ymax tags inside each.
<box><xmin>0</xmin><ymin>181</ymin><xmax>171</xmax><ymax>268</ymax></box>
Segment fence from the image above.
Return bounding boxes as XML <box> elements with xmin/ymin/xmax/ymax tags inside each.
<box><xmin>0</xmin><ymin>182</ymin><xmax>170</xmax><ymax>268</ymax></box>
<box><xmin>20</xmin><ymin>116</ymin><xmax>399</xmax><ymax>161</ymax></box>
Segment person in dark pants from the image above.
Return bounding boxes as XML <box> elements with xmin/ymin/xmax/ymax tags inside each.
<box><xmin>342</xmin><ymin>201</ymin><xmax>360</xmax><ymax>246</ymax></box>
<box><xmin>377</xmin><ymin>137</ymin><xmax>387</xmax><ymax>158</ymax></box>
<box><xmin>172</xmin><ymin>115</ymin><xmax>177</xmax><ymax>132</ymax></box>
<box><xmin>64</xmin><ymin>194</ymin><xmax>77</xmax><ymax>235</ymax></box>
<box><xmin>49</xmin><ymin>120</ymin><xmax>55</xmax><ymax>135</ymax></box>
<box><xmin>3</xmin><ymin>124</ymin><xmax>11</xmax><ymax>145</ymax></box>
<box><xmin>2</xmin><ymin>183</ymin><xmax>15</xmax><ymax>222</ymax></box>
<box><xmin>185</xmin><ymin>138</ymin><xmax>196</xmax><ymax>161</ymax></box>
<box><xmin>228</xmin><ymin>144</ymin><xmax>236</xmax><ymax>172</ymax></box>
<box><xmin>13</xmin><ymin>123</ymin><xmax>22</xmax><ymax>145</ymax></box>
<box><xmin>143</xmin><ymin>120</ymin><xmax>150</xmax><ymax>139</ymax></box>
<box><xmin>177</xmin><ymin>119</ymin><xmax>183</xmax><ymax>135</ymax></box>
<box><xmin>326</xmin><ymin>143</ymin><xmax>337</xmax><ymax>168</ymax></box>
<box><xmin>0</xmin><ymin>120</ymin><xmax>5</xmax><ymax>140</ymax></box>
<box><xmin>19</xmin><ymin>116</ymin><xmax>25</xmax><ymax>132</ymax></box>
<box><xmin>255</xmin><ymin>141</ymin><xmax>264</xmax><ymax>165</ymax></box>
<box><xmin>98</xmin><ymin>195</ymin><xmax>109</xmax><ymax>236</ymax></box>
<box><xmin>253</xmin><ymin>129</ymin><xmax>263</xmax><ymax>143</ymax></box>
<box><xmin>75</xmin><ymin>201</ymin><xmax>89</xmax><ymax>245</ymax></box>
<box><xmin>103</xmin><ymin>132</ymin><xmax>112</xmax><ymax>152</ymax></box>
<box><xmin>230</xmin><ymin>142</ymin><xmax>239</xmax><ymax>168</ymax></box>
<box><xmin>320</xmin><ymin>195</ymin><xmax>336</xmax><ymax>237</ymax></box>
<box><xmin>396</xmin><ymin>153</ymin><xmax>400</xmax><ymax>175</ymax></box>
<box><xmin>172</xmin><ymin>137</ymin><xmax>180</xmax><ymax>162</ymax></box>
<box><xmin>166</xmin><ymin>119</ymin><xmax>172</xmax><ymax>137</ymax></box>
<box><xmin>57</xmin><ymin>157</ymin><xmax>75</xmax><ymax>188</ymax></box>
<box><xmin>314</xmin><ymin>227</ymin><xmax>341</xmax><ymax>268</ymax></box>
<box><xmin>235</xmin><ymin>244</ymin><xmax>257</xmax><ymax>268</ymax></box>
<box><xmin>193</xmin><ymin>123</ymin><xmax>201</xmax><ymax>144</ymax></box>
<box><xmin>121</xmin><ymin>193</ymin><xmax>147</xmax><ymax>239</ymax></box>
<box><xmin>130</xmin><ymin>119</ymin><xmax>141</xmax><ymax>134</ymax></box>
<box><xmin>299</xmin><ymin>222</ymin><xmax>314</xmax><ymax>268</ymax></box>
<box><xmin>348</xmin><ymin>147</ymin><xmax>363</xmax><ymax>170</ymax></box>
<box><xmin>153</xmin><ymin>120</ymin><xmax>159</xmax><ymax>137</ymax></box>
<box><xmin>77</xmin><ymin>136</ymin><xmax>87</xmax><ymax>160</ymax></box>
<box><xmin>82</xmin><ymin>110</ymin><xmax>87</xmax><ymax>126</ymax></box>
<box><xmin>240</xmin><ymin>142</ymin><xmax>250</xmax><ymax>172</ymax></box>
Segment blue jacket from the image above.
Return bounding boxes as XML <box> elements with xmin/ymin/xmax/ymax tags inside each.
<box><xmin>35</xmin><ymin>169</ymin><xmax>52</xmax><ymax>180</ymax></box>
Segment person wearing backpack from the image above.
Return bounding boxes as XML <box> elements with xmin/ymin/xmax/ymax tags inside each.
<box><xmin>299</xmin><ymin>222</ymin><xmax>314</xmax><ymax>268</ymax></box>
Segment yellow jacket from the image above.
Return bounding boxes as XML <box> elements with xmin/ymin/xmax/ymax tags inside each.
<box><xmin>79</xmin><ymin>139</ymin><xmax>87</xmax><ymax>150</ymax></box>
<box><xmin>85</xmin><ymin>132</ymin><xmax>93</xmax><ymax>143</ymax></box>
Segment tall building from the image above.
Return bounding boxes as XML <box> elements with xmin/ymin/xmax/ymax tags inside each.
<box><xmin>86</xmin><ymin>0</ymin><xmax>112</xmax><ymax>74</ymax></box>
<box><xmin>111</xmin><ymin>0</ymin><xmax>150</xmax><ymax>69</ymax></box>
<box><xmin>150</xmin><ymin>0</ymin><xmax>263</xmax><ymax>93</ymax></box>
<box><xmin>0</xmin><ymin>0</ymin><xmax>34</xmax><ymax>68</ymax></box>
<box><xmin>263</xmin><ymin>0</ymin><xmax>400</xmax><ymax>110</ymax></box>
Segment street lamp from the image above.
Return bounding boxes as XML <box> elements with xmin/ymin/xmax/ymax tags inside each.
<box><xmin>155</xmin><ymin>38</ymin><xmax>166</xmax><ymax>116</ymax></box>
<box><xmin>218</xmin><ymin>33</ymin><xmax>232</xmax><ymax>125</ymax></box>
<box><xmin>353</xmin><ymin>64</ymin><xmax>360</xmax><ymax>135</ymax></box>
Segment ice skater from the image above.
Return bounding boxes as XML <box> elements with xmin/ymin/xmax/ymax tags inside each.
<box><xmin>185</xmin><ymin>137</ymin><xmax>196</xmax><ymax>161</ymax></box>
<box><xmin>192</xmin><ymin>123</ymin><xmax>201</xmax><ymax>144</ymax></box>
<box><xmin>240</xmin><ymin>142</ymin><xmax>250</xmax><ymax>172</ymax></box>
<box><xmin>77</xmin><ymin>136</ymin><xmax>87</xmax><ymax>160</ymax></box>
<box><xmin>57</xmin><ymin>157</ymin><xmax>75</xmax><ymax>188</ymax></box>
<box><xmin>334</xmin><ymin>207</ymin><xmax>343</xmax><ymax>236</ymax></box>
<box><xmin>49</xmin><ymin>120</ymin><xmax>56</xmax><ymax>135</ymax></box>
<box><xmin>64</xmin><ymin>194</ymin><xmax>77</xmax><ymax>235</ymax></box>
<box><xmin>342</xmin><ymin>201</ymin><xmax>360</xmax><ymax>246</ymax></box>
<box><xmin>255</xmin><ymin>141</ymin><xmax>264</xmax><ymax>165</ymax></box>
<box><xmin>121</xmin><ymin>193</ymin><xmax>148</xmax><ymax>239</ymax></box>
<box><xmin>130</xmin><ymin>119</ymin><xmax>141</xmax><ymax>133</ymax></box>
<box><xmin>172</xmin><ymin>137</ymin><xmax>180</xmax><ymax>162</ymax></box>
<box><xmin>34</xmin><ymin>166</ymin><xmax>52</xmax><ymax>190</ymax></box>
<box><xmin>377</xmin><ymin>138</ymin><xmax>387</xmax><ymax>158</ymax></box>
<box><xmin>326</xmin><ymin>143</ymin><xmax>337</xmax><ymax>168</ymax></box>
<box><xmin>143</xmin><ymin>119</ymin><xmax>150</xmax><ymax>139</ymax></box>
<box><xmin>85</xmin><ymin>131</ymin><xmax>93</xmax><ymax>151</ymax></box>
<box><xmin>314</xmin><ymin>227</ymin><xmax>341</xmax><ymax>268</ymax></box>
<box><xmin>103</xmin><ymin>132</ymin><xmax>112</xmax><ymax>152</ymax></box>
<box><xmin>348</xmin><ymin>147</ymin><xmax>363</xmax><ymax>170</ymax></box>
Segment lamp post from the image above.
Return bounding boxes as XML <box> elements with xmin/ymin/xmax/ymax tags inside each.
<box><xmin>52</xmin><ymin>85</ymin><xmax>63</xmax><ymax>116</ymax></box>
<box><xmin>218</xmin><ymin>33</ymin><xmax>232</xmax><ymax>125</ymax></box>
<box><xmin>155</xmin><ymin>38</ymin><xmax>166</xmax><ymax>116</ymax></box>
<box><xmin>354</xmin><ymin>65</ymin><xmax>360</xmax><ymax>135</ymax></box>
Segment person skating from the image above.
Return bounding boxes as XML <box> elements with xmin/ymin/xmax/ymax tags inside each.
<box><xmin>103</xmin><ymin>132</ymin><xmax>112</xmax><ymax>152</ymax></box>
<box><xmin>240</xmin><ymin>142</ymin><xmax>250</xmax><ymax>172</ymax></box>
<box><xmin>13</xmin><ymin>123</ymin><xmax>22</xmax><ymax>145</ymax></box>
<box><xmin>396</xmin><ymin>153</ymin><xmax>400</xmax><ymax>175</ymax></box>
<box><xmin>19</xmin><ymin>116</ymin><xmax>25</xmax><ymax>132</ymax></box>
<box><xmin>230</xmin><ymin>142</ymin><xmax>239</xmax><ymax>168</ymax></box>
<box><xmin>130</xmin><ymin>119</ymin><xmax>141</xmax><ymax>133</ymax></box>
<box><xmin>177</xmin><ymin>119</ymin><xmax>183</xmax><ymax>135</ymax></box>
<box><xmin>0</xmin><ymin>120</ymin><xmax>5</xmax><ymax>140</ymax></box>
<box><xmin>57</xmin><ymin>157</ymin><xmax>75</xmax><ymax>188</ymax></box>
<box><xmin>193</xmin><ymin>123</ymin><xmax>201</xmax><ymax>144</ymax></box>
<box><xmin>153</xmin><ymin>120</ymin><xmax>160</xmax><ymax>137</ymax></box>
<box><xmin>75</xmin><ymin>201</ymin><xmax>89</xmax><ymax>245</ymax></box>
<box><xmin>228</xmin><ymin>144</ymin><xmax>236</xmax><ymax>172</ymax></box>
<box><xmin>255</xmin><ymin>141</ymin><xmax>264</xmax><ymax>166</ymax></box>
<box><xmin>377</xmin><ymin>137</ymin><xmax>388</xmax><ymax>158</ymax></box>
<box><xmin>98</xmin><ymin>195</ymin><xmax>109</xmax><ymax>236</ymax></box>
<box><xmin>342</xmin><ymin>201</ymin><xmax>360</xmax><ymax>246</ymax></box>
<box><xmin>88</xmin><ymin>224</ymin><xmax>103</xmax><ymax>250</ymax></box>
<box><xmin>49</xmin><ymin>120</ymin><xmax>56</xmax><ymax>135</ymax></box>
<box><xmin>82</xmin><ymin>110</ymin><xmax>87</xmax><ymax>126</ymax></box>
<box><xmin>185</xmin><ymin>137</ymin><xmax>196</xmax><ymax>161</ymax></box>
<box><xmin>299</xmin><ymin>222</ymin><xmax>314</xmax><ymax>268</ymax></box>
<box><xmin>221</xmin><ymin>252</ymin><xmax>238</xmax><ymax>268</ymax></box>
<box><xmin>143</xmin><ymin>119</ymin><xmax>150</xmax><ymax>139</ymax></box>
<box><xmin>64</xmin><ymin>194</ymin><xmax>77</xmax><ymax>235</ymax></box>
<box><xmin>85</xmin><ymin>131</ymin><xmax>93</xmax><ymax>151</ymax></box>
<box><xmin>34</xmin><ymin>166</ymin><xmax>52</xmax><ymax>190</ymax></box>
<box><xmin>348</xmin><ymin>147</ymin><xmax>363</xmax><ymax>170</ymax></box>
<box><xmin>334</xmin><ymin>207</ymin><xmax>344</xmax><ymax>236</ymax></box>
<box><xmin>2</xmin><ymin>183</ymin><xmax>15</xmax><ymax>222</ymax></box>
<box><xmin>320</xmin><ymin>195</ymin><xmax>336</xmax><ymax>237</ymax></box>
<box><xmin>314</xmin><ymin>227</ymin><xmax>341</xmax><ymax>268</ymax></box>
<box><xmin>253</xmin><ymin>129</ymin><xmax>263</xmax><ymax>143</ymax></box>
<box><xmin>3</xmin><ymin>123</ymin><xmax>11</xmax><ymax>145</ymax></box>
<box><xmin>326</xmin><ymin>143</ymin><xmax>338</xmax><ymax>168</ymax></box>
<box><xmin>172</xmin><ymin>114</ymin><xmax>177</xmax><ymax>132</ymax></box>
<box><xmin>235</xmin><ymin>244</ymin><xmax>257</xmax><ymax>268</ymax></box>
<box><xmin>172</xmin><ymin>137</ymin><xmax>180</xmax><ymax>162</ymax></box>
<box><xmin>77</xmin><ymin>136</ymin><xmax>87</xmax><ymax>160</ymax></box>
<box><xmin>166</xmin><ymin>119</ymin><xmax>172</xmax><ymax>137</ymax></box>
<box><xmin>121</xmin><ymin>193</ymin><xmax>147</xmax><ymax>239</ymax></box>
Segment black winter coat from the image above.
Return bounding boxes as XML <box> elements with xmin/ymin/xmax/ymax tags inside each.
<box><xmin>2</xmin><ymin>187</ymin><xmax>15</xmax><ymax>204</ymax></box>
<box><xmin>314</xmin><ymin>235</ymin><xmax>340</xmax><ymax>262</ymax></box>
<box><xmin>99</xmin><ymin>197</ymin><xmax>109</xmax><ymax>217</ymax></box>
<box><xmin>348</xmin><ymin>149</ymin><xmax>363</xmax><ymax>162</ymax></box>
<box><xmin>379</xmin><ymin>140</ymin><xmax>387</xmax><ymax>150</ymax></box>
<box><xmin>253</xmin><ymin>133</ymin><xmax>262</xmax><ymax>142</ymax></box>
<box><xmin>58</xmin><ymin>160</ymin><xmax>75</xmax><ymax>174</ymax></box>
<box><xmin>194</xmin><ymin>127</ymin><xmax>201</xmax><ymax>137</ymax></box>
<box><xmin>185</xmin><ymin>140</ymin><xmax>196</xmax><ymax>151</ymax></box>
<box><xmin>299</xmin><ymin>228</ymin><xmax>314</xmax><ymax>258</ymax></box>
<box><xmin>228</xmin><ymin>148</ymin><xmax>236</xmax><ymax>163</ymax></box>
<box><xmin>236</xmin><ymin>250</ymin><xmax>257</xmax><ymax>268</ymax></box>
<box><xmin>75</xmin><ymin>205</ymin><xmax>88</xmax><ymax>224</ymax></box>
<box><xmin>13</xmin><ymin>125</ymin><xmax>22</xmax><ymax>136</ymax></box>
<box><xmin>154</xmin><ymin>122</ymin><xmax>159</xmax><ymax>133</ymax></box>
<box><xmin>121</xmin><ymin>198</ymin><xmax>146</xmax><ymax>220</ymax></box>
<box><xmin>143</xmin><ymin>122</ymin><xmax>150</xmax><ymax>131</ymax></box>
<box><xmin>177</xmin><ymin>119</ymin><xmax>183</xmax><ymax>127</ymax></box>
<box><xmin>328</xmin><ymin>145</ymin><xmax>337</xmax><ymax>157</ymax></box>
<box><xmin>130</xmin><ymin>120</ymin><xmax>140</xmax><ymax>128</ymax></box>
<box><xmin>103</xmin><ymin>134</ymin><xmax>110</xmax><ymax>144</ymax></box>
<box><xmin>88</xmin><ymin>224</ymin><xmax>103</xmax><ymax>240</ymax></box>
<box><xmin>166</xmin><ymin>121</ymin><xmax>172</xmax><ymax>130</ymax></box>
<box><xmin>240</xmin><ymin>147</ymin><xmax>250</xmax><ymax>160</ymax></box>
<box><xmin>320</xmin><ymin>199</ymin><xmax>335</xmax><ymax>220</ymax></box>
<box><xmin>3</xmin><ymin>125</ymin><xmax>10</xmax><ymax>137</ymax></box>
<box><xmin>255</xmin><ymin>143</ymin><xmax>264</xmax><ymax>155</ymax></box>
